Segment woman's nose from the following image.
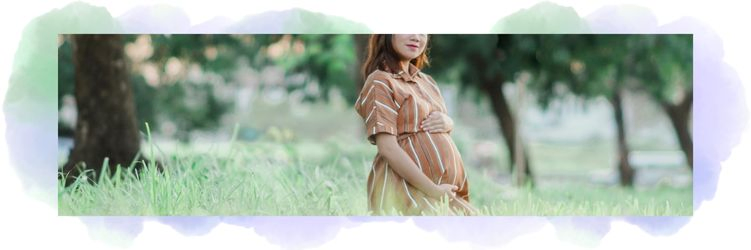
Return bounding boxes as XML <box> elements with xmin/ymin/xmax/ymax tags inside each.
<box><xmin>409</xmin><ymin>34</ymin><xmax>427</xmax><ymax>42</ymax></box>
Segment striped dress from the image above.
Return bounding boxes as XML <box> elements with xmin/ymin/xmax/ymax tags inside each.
<box><xmin>354</xmin><ymin>63</ymin><xmax>470</xmax><ymax>215</ymax></box>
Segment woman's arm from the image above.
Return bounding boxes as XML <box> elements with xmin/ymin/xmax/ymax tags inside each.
<box><xmin>421</xmin><ymin>111</ymin><xmax>454</xmax><ymax>134</ymax></box>
<box><xmin>374</xmin><ymin>133</ymin><xmax>457</xmax><ymax>199</ymax></box>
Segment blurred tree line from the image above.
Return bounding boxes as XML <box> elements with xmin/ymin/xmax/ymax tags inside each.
<box><xmin>428</xmin><ymin>34</ymin><xmax>692</xmax><ymax>187</ymax></box>
<box><xmin>58</xmin><ymin>33</ymin><xmax>691</xmax><ymax>188</ymax></box>
<box><xmin>57</xmin><ymin>34</ymin><xmax>365</xmax><ymax>185</ymax></box>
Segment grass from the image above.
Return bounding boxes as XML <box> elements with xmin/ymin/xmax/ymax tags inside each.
<box><xmin>58</xmin><ymin>81</ymin><xmax>695</xmax><ymax>215</ymax></box>
<box><xmin>58</xmin><ymin>126</ymin><xmax>692</xmax><ymax>216</ymax></box>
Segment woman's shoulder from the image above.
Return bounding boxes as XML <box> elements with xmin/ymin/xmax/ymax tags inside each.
<box><xmin>365</xmin><ymin>69</ymin><xmax>398</xmax><ymax>88</ymax></box>
<box><xmin>418</xmin><ymin>72</ymin><xmax>437</xmax><ymax>84</ymax></box>
<box><xmin>417</xmin><ymin>72</ymin><xmax>441</xmax><ymax>92</ymax></box>
<box><xmin>366</xmin><ymin>69</ymin><xmax>395</xmax><ymax>81</ymax></box>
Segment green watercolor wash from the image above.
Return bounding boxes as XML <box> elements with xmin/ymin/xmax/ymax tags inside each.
<box><xmin>5</xmin><ymin>1</ymin><xmax>122</xmax><ymax>122</ymax></box>
<box><xmin>491</xmin><ymin>1</ymin><xmax>590</xmax><ymax>33</ymax></box>
<box><xmin>282</xmin><ymin>8</ymin><xmax>371</xmax><ymax>33</ymax></box>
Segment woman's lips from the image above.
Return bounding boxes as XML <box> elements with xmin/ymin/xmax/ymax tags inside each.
<box><xmin>406</xmin><ymin>44</ymin><xmax>419</xmax><ymax>50</ymax></box>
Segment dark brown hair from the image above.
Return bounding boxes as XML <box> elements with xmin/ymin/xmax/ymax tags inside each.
<box><xmin>361</xmin><ymin>34</ymin><xmax>430</xmax><ymax>79</ymax></box>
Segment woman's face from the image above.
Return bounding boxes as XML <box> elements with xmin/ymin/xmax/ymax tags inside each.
<box><xmin>391</xmin><ymin>34</ymin><xmax>428</xmax><ymax>62</ymax></box>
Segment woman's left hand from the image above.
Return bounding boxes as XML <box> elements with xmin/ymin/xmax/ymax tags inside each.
<box><xmin>421</xmin><ymin>111</ymin><xmax>453</xmax><ymax>133</ymax></box>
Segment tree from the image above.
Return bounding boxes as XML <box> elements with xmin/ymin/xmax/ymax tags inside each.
<box><xmin>484</xmin><ymin>2</ymin><xmax>644</xmax><ymax>186</ymax></box>
<box><xmin>570</xmin><ymin>35</ymin><xmax>692</xmax><ymax>184</ymax></box>
<box><xmin>142</xmin><ymin>34</ymin><xmax>258</xmax><ymax>141</ymax></box>
<box><xmin>228</xmin><ymin>9</ymin><xmax>371</xmax><ymax>103</ymax></box>
<box><xmin>637</xmin><ymin>35</ymin><xmax>693</xmax><ymax>169</ymax></box>
<box><xmin>559</xmin><ymin>35</ymin><xmax>647</xmax><ymax>186</ymax></box>
<box><xmin>283</xmin><ymin>34</ymin><xmax>359</xmax><ymax>102</ymax></box>
<box><xmin>427</xmin><ymin>34</ymin><xmax>536</xmax><ymax>187</ymax></box>
<box><xmin>60</xmin><ymin>35</ymin><xmax>143</xmax><ymax>186</ymax></box>
<box><xmin>423</xmin><ymin>3</ymin><xmax>591</xmax><ymax>187</ymax></box>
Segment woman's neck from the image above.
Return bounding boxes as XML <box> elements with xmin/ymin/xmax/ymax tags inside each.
<box><xmin>399</xmin><ymin>61</ymin><xmax>410</xmax><ymax>73</ymax></box>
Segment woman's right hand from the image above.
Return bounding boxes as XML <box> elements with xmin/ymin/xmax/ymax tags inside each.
<box><xmin>429</xmin><ymin>184</ymin><xmax>458</xmax><ymax>199</ymax></box>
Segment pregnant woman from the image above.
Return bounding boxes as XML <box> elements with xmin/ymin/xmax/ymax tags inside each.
<box><xmin>354</xmin><ymin>34</ymin><xmax>478</xmax><ymax>215</ymax></box>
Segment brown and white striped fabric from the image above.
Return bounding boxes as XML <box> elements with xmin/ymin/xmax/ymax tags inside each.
<box><xmin>354</xmin><ymin>63</ymin><xmax>470</xmax><ymax>215</ymax></box>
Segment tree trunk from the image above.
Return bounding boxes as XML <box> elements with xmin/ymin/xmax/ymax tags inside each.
<box><xmin>514</xmin><ymin>80</ymin><xmax>528</xmax><ymax>187</ymax></box>
<box><xmin>483</xmin><ymin>79</ymin><xmax>535</xmax><ymax>187</ymax></box>
<box><xmin>60</xmin><ymin>35</ymin><xmax>142</xmax><ymax>186</ymax></box>
<box><xmin>661</xmin><ymin>90</ymin><xmax>693</xmax><ymax>170</ymax></box>
<box><xmin>611</xmin><ymin>88</ymin><xmax>634</xmax><ymax>187</ymax></box>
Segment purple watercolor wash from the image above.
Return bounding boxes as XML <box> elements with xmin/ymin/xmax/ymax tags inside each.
<box><xmin>225</xmin><ymin>10</ymin><xmax>290</xmax><ymax>33</ymax></box>
<box><xmin>118</xmin><ymin>5</ymin><xmax>192</xmax><ymax>33</ymax></box>
<box><xmin>549</xmin><ymin>217</ymin><xmax>612</xmax><ymax>240</ymax></box>
<box><xmin>79</xmin><ymin>217</ymin><xmax>145</xmax><ymax>240</ymax></box>
<box><xmin>693</xmin><ymin>60</ymin><xmax>746</xmax><ymax>203</ymax></box>
<box><xmin>623</xmin><ymin>217</ymin><xmax>690</xmax><ymax>235</ymax></box>
<box><xmin>7</xmin><ymin>117</ymin><xmax>57</xmax><ymax>193</ymax></box>
<box><xmin>412</xmin><ymin>217</ymin><xmax>548</xmax><ymax>247</ymax></box>
<box><xmin>222</xmin><ymin>217</ymin><xmax>358</xmax><ymax>250</ymax></box>
<box><xmin>660</xmin><ymin>17</ymin><xmax>748</xmax><ymax>207</ymax></box>
<box><xmin>190</xmin><ymin>17</ymin><xmax>234</xmax><ymax>33</ymax></box>
<box><xmin>578</xmin><ymin>7</ymin><xmax>747</xmax><ymax>240</ymax></box>
<box><xmin>347</xmin><ymin>216</ymin><xmax>409</xmax><ymax>223</ymax></box>
<box><xmin>586</xmin><ymin>5</ymin><xmax>658</xmax><ymax>33</ymax></box>
<box><xmin>71</xmin><ymin>216</ymin><xmax>360</xmax><ymax>249</ymax></box>
<box><xmin>586</xmin><ymin>6</ymin><xmax>749</xmax><ymax>206</ymax></box>
<box><xmin>155</xmin><ymin>217</ymin><xmax>222</xmax><ymax>236</ymax></box>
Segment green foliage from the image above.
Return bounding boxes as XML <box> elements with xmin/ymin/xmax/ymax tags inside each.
<box><xmin>427</xmin><ymin>3</ymin><xmax>688</xmax><ymax>113</ymax></box>
<box><xmin>59</xmin><ymin>34</ymin><xmax>248</xmax><ymax>139</ymax></box>
<box><xmin>59</xmin><ymin>33</ymin><xmax>372</xmax><ymax>139</ymax></box>
<box><xmin>147</xmin><ymin>34</ymin><xmax>274</xmax><ymax>75</ymax></box>
<box><xmin>132</xmin><ymin>35</ymin><xmax>278</xmax><ymax>139</ymax></box>
<box><xmin>428</xmin><ymin>33</ymin><xmax>693</xmax><ymax>109</ymax></box>
<box><xmin>286</xmin><ymin>34</ymin><xmax>359</xmax><ymax>102</ymax></box>
<box><xmin>554</xmin><ymin>34</ymin><xmax>693</xmax><ymax>107</ymax></box>
<box><xmin>426</xmin><ymin>34</ymin><xmax>501</xmax><ymax>105</ymax></box>
<box><xmin>639</xmin><ymin>35</ymin><xmax>693</xmax><ymax>103</ymax></box>
<box><xmin>154</xmin><ymin>81</ymin><xmax>231</xmax><ymax>142</ymax></box>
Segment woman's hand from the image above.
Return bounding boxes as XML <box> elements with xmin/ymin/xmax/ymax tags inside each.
<box><xmin>428</xmin><ymin>183</ymin><xmax>458</xmax><ymax>199</ymax></box>
<box><xmin>420</xmin><ymin>111</ymin><xmax>453</xmax><ymax>133</ymax></box>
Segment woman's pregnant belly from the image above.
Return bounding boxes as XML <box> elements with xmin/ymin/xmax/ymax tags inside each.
<box><xmin>399</xmin><ymin>132</ymin><xmax>466</xmax><ymax>186</ymax></box>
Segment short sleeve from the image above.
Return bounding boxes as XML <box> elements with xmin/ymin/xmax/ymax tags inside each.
<box><xmin>354</xmin><ymin>74</ymin><xmax>399</xmax><ymax>145</ymax></box>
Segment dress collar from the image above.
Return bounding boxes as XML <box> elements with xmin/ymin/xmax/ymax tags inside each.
<box><xmin>392</xmin><ymin>63</ymin><xmax>422</xmax><ymax>83</ymax></box>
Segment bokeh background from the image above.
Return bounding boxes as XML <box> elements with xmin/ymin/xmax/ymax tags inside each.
<box><xmin>54</xmin><ymin>31</ymin><xmax>693</xmax><ymax>216</ymax></box>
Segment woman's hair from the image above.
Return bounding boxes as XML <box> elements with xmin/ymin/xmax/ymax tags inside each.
<box><xmin>361</xmin><ymin>34</ymin><xmax>430</xmax><ymax>79</ymax></box>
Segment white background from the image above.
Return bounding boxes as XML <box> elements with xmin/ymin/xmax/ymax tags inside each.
<box><xmin>0</xmin><ymin>0</ymin><xmax>749</xmax><ymax>249</ymax></box>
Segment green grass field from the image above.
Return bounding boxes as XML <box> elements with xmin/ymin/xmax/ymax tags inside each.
<box><xmin>58</xmin><ymin>131</ymin><xmax>692</xmax><ymax>216</ymax></box>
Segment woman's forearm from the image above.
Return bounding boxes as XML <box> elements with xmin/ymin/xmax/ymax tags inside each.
<box><xmin>374</xmin><ymin>134</ymin><xmax>440</xmax><ymax>197</ymax></box>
